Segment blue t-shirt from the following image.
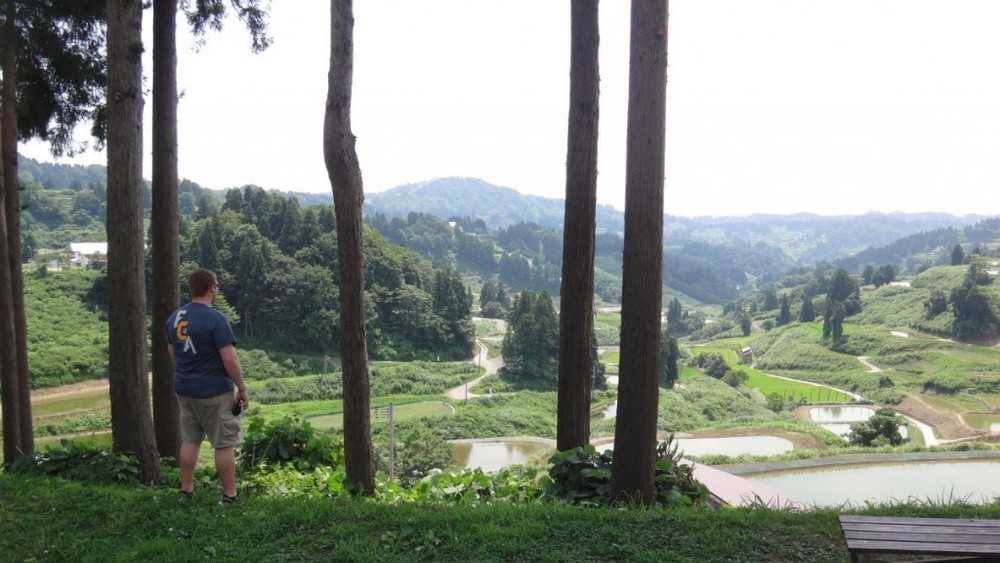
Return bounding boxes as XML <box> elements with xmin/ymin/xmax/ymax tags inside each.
<box><xmin>166</xmin><ymin>302</ymin><xmax>238</xmax><ymax>399</ymax></box>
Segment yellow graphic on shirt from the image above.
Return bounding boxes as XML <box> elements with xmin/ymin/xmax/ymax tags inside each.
<box><xmin>173</xmin><ymin>310</ymin><xmax>197</xmax><ymax>354</ymax></box>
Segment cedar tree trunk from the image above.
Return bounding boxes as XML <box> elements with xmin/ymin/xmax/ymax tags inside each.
<box><xmin>324</xmin><ymin>0</ymin><xmax>374</xmax><ymax>494</ymax></box>
<box><xmin>557</xmin><ymin>0</ymin><xmax>600</xmax><ymax>451</ymax></box>
<box><xmin>610</xmin><ymin>0</ymin><xmax>668</xmax><ymax>505</ymax></box>
<box><xmin>107</xmin><ymin>0</ymin><xmax>162</xmax><ymax>484</ymax></box>
<box><xmin>151</xmin><ymin>0</ymin><xmax>181</xmax><ymax>462</ymax></box>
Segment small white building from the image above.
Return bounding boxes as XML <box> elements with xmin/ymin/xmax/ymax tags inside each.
<box><xmin>67</xmin><ymin>242</ymin><xmax>108</xmax><ymax>268</ymax></box>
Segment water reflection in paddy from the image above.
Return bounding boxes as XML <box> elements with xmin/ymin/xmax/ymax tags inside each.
<box><xmin>809</xmin><ymin>405</ymin><xmax>911</xmax><ymax>442</ymax></box>
<box><xmin>809</xmin><ymin>405</ymin><xmax>875</xmax><ymax>423</ymax></box>
<box><xmin>595</xmin><ymin>436</ymin><xmax>794</xmax><ymax>458</ymax></box>
<box><xmin>963</xmin><ymin>412</ymin><xmax>1000</xmax><ymax>432</ymax></box>
<box><xmin>454</xmin><ymin>435</ymin><xmax>796</xmax><ymax>472</ymax></box>
<box><xmin>452</xmin><ymin>440</ymin><xmax>551</xmax><ymax>473</ymax></box>
<box><xmin>748</xmin><ymin>460</ymin><xmax>1000</xmax><ymax>506</ymax></box>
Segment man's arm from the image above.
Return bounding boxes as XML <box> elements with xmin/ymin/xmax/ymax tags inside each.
<box><xmin>219</xmin><ymin>344</ymin><xmax>249</xmax><ymax>406</ymax></box>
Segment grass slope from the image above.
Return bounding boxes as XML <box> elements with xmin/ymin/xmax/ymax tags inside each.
<box><xmin>5</xmin><ymin>475</ymin><xmax>1000</xmax><ymax>562</ymax></box>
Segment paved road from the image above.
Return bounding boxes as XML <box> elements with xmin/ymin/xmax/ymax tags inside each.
<box><xmin>443</xmin><ymin>339</ymin><xmax>504</xmax><ymax>400</ymax></box>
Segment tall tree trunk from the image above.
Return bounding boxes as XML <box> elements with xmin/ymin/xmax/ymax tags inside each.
<box><xmin>2</xmin><ymin>0</ymin><xmax>30</xmax><ymax>455</ymax></box>
<box><xmin>610</xmin><ymin>0</ymin><xmax>668</xmax><ymax>505</ymax></box>
<box><xmin>557</xmin><ymin>0</ymin><xmax>600</xmax><ymax>452</ymax></box>
<box><xmin>107</xmin><ymin>0</ymin><xmax>162</xmax><ymax>484</ymax></box>
<box><xmin>151</xmin><ymin>0</ymin><xmax>181</xmax><ymax>463</ymax></box>
<box><xmin>325</xmin><ymin>0</ymin><xmax>374</xmax><ymax>494</ymax></box>
<box><xmin>0</xmin><ymin>0</ymin><xmax>24</xmax><ymax>462</ymax></box>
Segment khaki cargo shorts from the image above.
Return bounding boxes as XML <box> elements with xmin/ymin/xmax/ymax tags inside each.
<box><xmin>177</xmin><ymin>392</ymin><xmax>243</xmax><ymax>449</ymax></box>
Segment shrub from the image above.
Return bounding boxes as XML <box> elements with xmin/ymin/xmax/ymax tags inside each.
<box><xmin>544</xmin><ymin>436</ymin><xmax>708</xmax><ymax>507</ymax></box>
<box><xmin>241</xmin><ymin>464</ymin><xmax>349</xmax><ymax>499</ymax></box>
<box><xmin>722</xmin><ymin>369</ymin><xmax>749</xmax><ymax>388</ymax></box>
<box><xmin>239</xmin><ymin>415</ymin><xmax>344</xmax><ymax>473</ymax></box>
<box><xmin>8</xmin><ymin>440</ymin><xmax>139</xmax><ymax>485</ymax></box>
<box><xmin>848</xmin><ymin>408</ymin><xmax>908</xmax><ymax>447</ymax></box>
<box><xmin>374</xmin><ymin>426</ymin><xmax>455</xmax><ymax>486</ymax></box>
<box><xmin>238</xmin><ymin>349</ymin><xmax>289</xmax><ymax>380</ymax></box>
<box><xmin>400</xmin><ymin>467</ymin><xmax>544</xmax><ymax>505</ymax></box>
<box><xmin>34</xmin><ymin>412</ymin><xmax>112</xmax><ymax>436</ymax></box>
<box><xmin>252</xmin><ymin>375</ymin><xmax>342</xmax><ymax>404</ymax></box>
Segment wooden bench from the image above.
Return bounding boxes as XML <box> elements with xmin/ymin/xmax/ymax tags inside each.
<box><xmin>839</xmin><ymin>515</ymin><xmax>1000</xmax><ymax>562</ymax></box>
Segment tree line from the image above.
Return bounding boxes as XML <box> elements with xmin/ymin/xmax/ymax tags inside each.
<box><xmin>3</xmin><ymin>0</ymin><xmax>673</xmax><ymax>505</ymax></box>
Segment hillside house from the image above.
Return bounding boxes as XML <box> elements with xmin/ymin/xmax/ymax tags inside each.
<box><xmin>738</xmin><ymin>347</ymin><xmax>753</xmax><ymax>365</ymax></box>
<box><xmin>67</xmin><ymin>242</ymin><xmax>107</xmax><ymax>269</ymax></box>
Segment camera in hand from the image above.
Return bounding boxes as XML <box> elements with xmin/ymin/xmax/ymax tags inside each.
<box><xmin>231</xmin><ymin>400</ymin><xmax>244</xmax><ymax>416</ymax></box>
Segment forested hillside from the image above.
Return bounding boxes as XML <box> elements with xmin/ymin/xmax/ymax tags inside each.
<box><xmin>20</xmin><ymin>156</ymin><xmax>999</xmax><ymax>309</ymax></box>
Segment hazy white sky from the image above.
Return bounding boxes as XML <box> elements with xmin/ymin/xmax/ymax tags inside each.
<box><xmin>21</xmin><ymin>1</ymin><xmax>1000</xmax><ymax>217</ymax></box>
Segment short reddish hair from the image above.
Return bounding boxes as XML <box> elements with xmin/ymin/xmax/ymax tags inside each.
<box><xmin>188</xmin><ymin>268</ymin><xmax>217</xmax><ymax>298</ymax></box>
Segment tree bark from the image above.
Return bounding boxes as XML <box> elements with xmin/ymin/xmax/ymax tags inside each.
<box><xmin>107</xmin><ymin>0</ymin><xmax>162</xmax><ymax>484</ymax></box>
<box><xmin>325</xmin><ymin>0</ymin><xmax>374</xmax><ymax>494</ymax></box>
<box><xmin>557</xmin><ymin>0</ymin><xmax>600</xmax><ymax>452</ymax></box>
<box><xmin>0</xmin><ymin>0</ymin><xmax>26</xmax><ymax>462</ymax></box>
<box><xmin>610</xmin><ymin>0</ymin><xmax>668</xmax><ymax>505</ymax></box>
<box><xmin>151</xmin><ymin>0</ymin><xmax>181</xmax><ymax>463</ymax></box>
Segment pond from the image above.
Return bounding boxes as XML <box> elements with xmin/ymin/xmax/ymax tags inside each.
<box><xmin>746</xmin><ymin>459</ymin><xmax>1000</xmax><ymax>506</ymax></box>
<box><xmin>452</xmin><ymin>440</ymin><xmax>552</xmax><ymax>473</ymax></box>
<box><xmin>453</xmin><ymin>434</ymin><xmax>798</xmax><ymax>472</ymax></box>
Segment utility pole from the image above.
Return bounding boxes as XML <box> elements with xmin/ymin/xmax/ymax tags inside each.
<box><xmin>387</xmin><ymin>402</ymin><xmax>395</xmax><ymax>482</ymax></box>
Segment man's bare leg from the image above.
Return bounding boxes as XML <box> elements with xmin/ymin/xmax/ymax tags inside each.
<box><xmin>215</xmin><ymin>445</ymin><xmax>237</xmax><ymax>498</ymax></box>
<box><xmin>179</xmin><ymin>442</ymin><xmax>201</xmax><ymax>493</ymax></box>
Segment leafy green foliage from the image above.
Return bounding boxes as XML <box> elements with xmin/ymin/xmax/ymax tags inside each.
<box><xmin>692</xmin><ymin>352</ymin><xmax>731</xmax><ymax>379</ymax></box>
<box><xmin>238</xmin><ymin>416</ymin><xmax>344</xmax><ymax>473</ymax></box>
<box><xmin>25</xmin><ymin>269</ymin><xmax>108</xmax><ymax>387</ymax></box>
<box><xmin>722</xmin><ymin>369</ymin><xmax>749</xmax><ymax>388</ymax></box>
<box><xmin>8</xmin><ymin>440</ymin><xmax>139</xmax><ymax>484</ymax></box>
<box><xmin>375</xmin><ymin>426</ymin><xmax>455</xmax><ymax>486</ymax></box>
<box><xmin>34</xmin><ymin>412</ymin><xmax>111</xmax><ymax>437</ymax></box>
<box><xmin>545</xmin><ymin>445</ymin><xmax>613</xmax><ymax>504</ymax></box>
<box><xmin>659</xmin><ymin>330</ymin><xmax>680</xmax><ymax>388</ymax></box>
<box><xmin>848</xmin><ymin>408</ymin><xmax>908</xmax><ymax>447</ymax></box>
<box><xmin>544</xmin><ymin>437</ymin><xmax>708</xmax><ymax>507</ymax></box>
<box><xmin>430</xmin><ymin>392</ymin><xmax>560</xmax><ymax>440</ymax></box>
<box><xmin>240</xmin><ymin>464</ymin><xmax>349</xmax><ymax>499</ymax></box>
<box><xmin>950</xmin><ymin>263</ymin><xmax>997</xmax><ymax>339</ymax></box>
<box><xmin>250</xmin><ymin>374</ymin><xmax>342</xmax><ymax>404</ymax></box>
<box><xmin>393</xmin><ymin>467</ymin><xmax>544</xmax><ymax>505</ymax></box>
<box><xmin>501</xmin><ymin>291</ymin><xmax>559</xmax><ymax>386</ymax></box>
<box><xmin>370</xmin><ymin>362</ymin><xmax>472</xmax><ymax>396</ymax></box>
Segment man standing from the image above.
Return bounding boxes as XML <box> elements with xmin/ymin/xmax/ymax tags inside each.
<box><xmin>166</xmin><ymin>268</ymin><xmax>249</xmax><ymax>503</ymax></box>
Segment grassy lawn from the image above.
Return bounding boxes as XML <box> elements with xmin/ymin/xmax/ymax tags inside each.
<box><xmin>4</xmin><ymin>474</ymin><xmax>1000</xmax><ymax>562</ymax></box>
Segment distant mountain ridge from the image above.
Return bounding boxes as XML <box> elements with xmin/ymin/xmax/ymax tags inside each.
<box><xmin>364</xmin><ymin>176</ymin><xmax>989</xmax><ymax>267</ymax></box>
<box><xmin>19</xmin><ymin>156</ymin><xmax>995</xmax><ymax>276</ymax></box>
<box><xmin>365</xmin><ymin>177</ymin><xmax>625</xmax><ymax>233</ymax></box>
